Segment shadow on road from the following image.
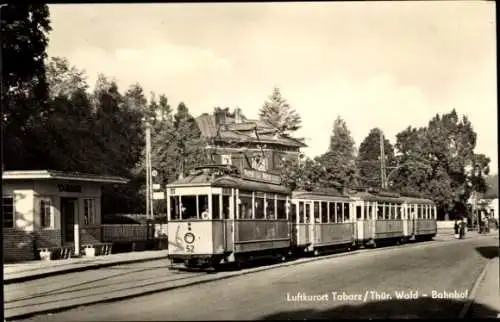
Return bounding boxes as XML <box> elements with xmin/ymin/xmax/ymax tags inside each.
<box><xmin>258</xmin><ymin>298</ymin><xmax>499</xmax><ymax>319</ymax></box>
<box><xmin>475</xmin><ymin>246</ymin><xmax>499</xmax><ymax>259</ymax></box>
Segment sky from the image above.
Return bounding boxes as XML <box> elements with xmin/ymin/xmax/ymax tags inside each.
<box><xmin>46</xmin><ymin>2</ymin><xmax>497</xmax><ymax>173</ymax></box>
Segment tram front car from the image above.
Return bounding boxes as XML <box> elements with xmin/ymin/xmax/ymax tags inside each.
<box><xmin>166</xmin><ymin>164</ymin><xmax>292</xmax><ymax>269</ymax></box>
<box><xmin>167</xmin><ymin>166</ymin><xmax>232</xmax><ymax>268</ymax></box>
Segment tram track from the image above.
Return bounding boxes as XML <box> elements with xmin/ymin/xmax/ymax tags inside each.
<box><xmin>6</xmin><ymin>235</ymin><xmax>491</xmax><ymax>321</ymax></box>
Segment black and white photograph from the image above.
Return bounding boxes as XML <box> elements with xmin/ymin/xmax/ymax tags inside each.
<box><xmin>2</xmin><ymin>1</ymin><xmax>498</xmax><ymax>320</ymax></box>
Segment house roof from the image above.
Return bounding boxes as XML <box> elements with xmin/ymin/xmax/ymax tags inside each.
<box><xmin>195</xmin><ymin>113</ymin><xmax>307</xmax><ymax>148</ymax></box>
<box><xmin>2</xmin><ymin>170</ymin><xmax>129</xmax><ymax>184</ymax></box>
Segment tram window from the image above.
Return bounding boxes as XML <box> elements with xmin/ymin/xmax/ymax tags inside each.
<box><xmin>305</xmin><ymin>203</ymin><xmax>311</xmax><ymax>223</ymax></box>
<box><xmin>199</xmin><ymin>195</ymin><xmax>209</xmax><ymax>218</ymax></box>
<box><xmin>291</xmin><ymin>203</ymin><xmax>297</xmax><ymax>223</ymax></box>
<box><xmin>343</xmin><ymin>203</ymin><xmax>350</xmax><ymax>222</ymax></box>
<box><xmin>357</xmin><ymin>205</ymin><xmax>362</xmax><ymax>220</ymax></box>
<box><xmin>417</xmin><ymin>205</ymin><xmax>422</xmax><ymax>219</ymax></box>
<box><xmin>212</xmin><ymin>194</ymin><xmax>221</xmax><ymax>220</ymax></box>
<box><xmin>364</xmin><ymin>205</ymin><xmax>369</xmax><ymax>220</ymax></box>
<box><xmin>255</xmin><ymin>196</ymin><xmax>265</xmax><ymax>219</ymax></box>
<box><xmin>180</xmin><ymin>195</ymin><xmax>197</xmax><ymax>220</ymax></box>
<box><xmin>222</xmin><ymin>195</ymin><xmax>231</xmax><ymax>219</ymax></box>
<box><xmin>336</xmin><ymin>203</ymin><xmax>343</xmax><ymax>223</ymax></box>
<box><xmin>391</xmin><ymin>204</ymin><xmax>396</xmax><ymax>220</ymax></box>
<box><xmin>299</xmin><ymin>202</ymin><xmax>305</xmax><ymax>223</ymax></box>
<box><xmin>239</xmin><ymin>192</ymin><xmax>253</xmax><ymax>220</ymax></box>
<box><xmin>277</xmin><ymin>197</ymin><xmax>287</xmax><ymax>219</ymax></box>
<box><xmin>170</xmin><ymin>196</ymin><xmax>181</xmax><ymax>220</ymax></box>
<box><xmin>313</xmin><ymin>202</ymin><xmax>320</xmax><ymax>223</ymax></box>
<box><xmin>321</xmin><ymin>202</ymin><xmax>328</xmax><ymax>223</ymax></box>
<box><xmin>266</xmin><ymin>194</ymin><xmax>276</xmax><ymax>219</ymax></box>
<box><xmin>329</xmin><ymin>202</ymin><xmax>336</xmax><ymax>223</ymax></box>
<box><xmin>377</xmin><ymin>205</ymin><xmax>383</xmax><ymax>220</ymax></box>
<box><xmin>396</xmin><ymin>205</ymin><xmax>401</xmax><ymax>220</ymax></box>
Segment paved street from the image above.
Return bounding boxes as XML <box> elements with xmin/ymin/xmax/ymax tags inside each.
<box><xmin>13</xmin><ymin>236</ymin><xmax>499</xmax><ymax>320</ymax></box>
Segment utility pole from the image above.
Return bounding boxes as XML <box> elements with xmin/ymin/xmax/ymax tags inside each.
<box><xmin>145</xmin><ymin>121</ymin><xmax>153</xmax><ymax>220</ymax></box>
<box><xmin>379</xmin><ymin>130</ymin><xmax>387</xmax><ymax>189</ymax></box>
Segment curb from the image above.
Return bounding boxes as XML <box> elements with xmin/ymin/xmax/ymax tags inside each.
<box><xmin>457</xmin><ymin>258</ymin><xmax>494</xmax><ymax>319</ymax></box>
<box><xmin>4</xmin><ymin>238</ymin><xmax>470</xmax><ymax>321</ymax></box>
<box><xmin>3</xmin><ymin>255</ymin><xmax>168</xmax><ymax>285</ymax></box>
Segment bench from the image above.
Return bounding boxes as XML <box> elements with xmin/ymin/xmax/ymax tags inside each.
<box><xmin>80</xmin><ymin>243</ymin><xmax>113</xmax><ymax>256</ymax></box>
<box><xmin>37</xmin><ymin>246</ymin><xmax>74</xmax><ymax>260</ymax></box>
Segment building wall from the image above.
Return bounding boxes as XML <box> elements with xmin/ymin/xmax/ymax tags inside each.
<box><xmin>3</xmin><ymin>180</ymin><xmax>103</xmax><ymax>262</ymax></box>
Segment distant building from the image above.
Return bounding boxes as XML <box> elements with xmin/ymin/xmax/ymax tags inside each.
<box><xmin>2</xmin><ymin>170</ymin><xmax>128</xmax><ymax>262</ymax></box>
<box><xmin>195</xmin><ymin>108</ymin><xmax>307</xmax><ymax>173</ymax></box>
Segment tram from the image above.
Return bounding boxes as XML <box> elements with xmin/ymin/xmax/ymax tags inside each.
<box><xmin>349</xmin><ymin>189</ymin><xmax>437</xmax><ymax>247</ymax></box>
<box><xmin>166</xmin><ymin>164</ymin><xmax>292</xmax><ymax>269</ymax></box>
<box><xmin>401</xmin><ymin>196</ymin><xmax>437</xmax><ymax>242</ymax></box>
<box><xmin>290</xmin><ymin>189</ymin><xmax>356</xmax><ymax>256</ymax></box>
<box><xmin>166</xmin><ymin>164</ymin><xmax>439</xmax><ymax>270</ymax></box>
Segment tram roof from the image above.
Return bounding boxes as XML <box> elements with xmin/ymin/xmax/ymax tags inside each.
<box><xmin>399</xmin><ymin>196</ymin><xmax>435</xmax><ymax>205</ymax></box>
<box><xmin>348</xmin><ymin>191</ymin><xmax>404</xmax><ymax>203</ymax></box>
<box><xmin>292</xmin><ymin>190</ymin><xmax>351</xmax><ymax>202</ymax></box>
<box><xmin>167</xmin><ymin>167</ymin><xmax>290</xmax><ymax>195</ymax></box>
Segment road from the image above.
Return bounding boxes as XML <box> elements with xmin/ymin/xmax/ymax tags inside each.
<box><xmin>13</xmin><ymin>236</ymin><xmax>499</xmax><ymax>320</ymax></box>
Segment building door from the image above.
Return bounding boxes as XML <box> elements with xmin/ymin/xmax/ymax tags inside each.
<box><xmin>61</xmin><ymin>197</ymin><xmax>78</xmax><ymax>244</ymax></box>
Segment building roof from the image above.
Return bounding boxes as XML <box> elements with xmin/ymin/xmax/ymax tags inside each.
<box><xmin>2</xmin><ymin>170</ymin><xmax>129</xmax><ymax>184</ymax></box>
<box><xmin>195</xmin><ymin>113</ymin><xmax>307</xmax><ymax>148</ymax></box>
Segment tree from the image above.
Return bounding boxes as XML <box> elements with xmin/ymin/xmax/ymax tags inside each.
<box><xmin>391</xmin><ymin>109</ymin><xmax>489</xmax><ymax>220</ymax></box>
<box><xmin>92</xmin><ymin>78</ymin><xmax>146</xmax><ymax>213</ymax></box>
<box><xmin>356</xmin><ymin>128</ymin><xmax>395</xmax><ymax>188</ymax></box>
<box><xmin>1</xmin><ymin>4</ymin><xmax>52</xmax><ymax>170</ymax></box>
<box><xmin>150</xmin><ymin>94</ymin><xmax>176</xmax><ymax>185</ymax></box>
<box><xmin>46</xmin><ymin>56</ymin><xmax>88</xmax><ymax>99</ymax></box>
<box><xmin>484</xmin><ymin>174</ymin><xmax>499</xmax><ymax>199</ymax></box>
<box><xmin>259</xmin><ymin>87</ymin><xmax>302</xmax><ymax>134</ymax></box>
<box><xmin>280</xmin><ymin>155</ymin><xmax>329</xmax><ymax>191</ymax></box>
<box><xmin>316</xmin><ymin>116</ymin><xmax>358</xmax><ymax>188</ymax></box>
<box><xmin>173</xmin><ymin>102</ymin><xmax>208</xmax><ymax>177</ymax></box>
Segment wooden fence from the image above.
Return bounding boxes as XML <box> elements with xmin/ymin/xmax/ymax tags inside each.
<box><xmin>82</xmin><ymin>224</ymin><xmax>167</xmax><ymax>243</ymax></box>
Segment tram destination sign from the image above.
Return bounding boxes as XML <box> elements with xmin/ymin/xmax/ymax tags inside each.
<box><xmin>242</xmin><ymin>169</ymin><xmax>282</xmax><ymax>185</ymax></box>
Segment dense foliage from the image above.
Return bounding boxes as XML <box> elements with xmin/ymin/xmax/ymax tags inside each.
<box><xmin>259</xmin><ymin>87</ymin><xmax>302</xmax><ymax>134</ymax></box>
<box><xmin>356</xmin><ymin>128</ymin><xmax>396</xmax><ymax>188</ymax></box>
<box><xmin>316</xmin><ymin>116</ymin><xmax>358</xmax><ymax>188</ymax></box>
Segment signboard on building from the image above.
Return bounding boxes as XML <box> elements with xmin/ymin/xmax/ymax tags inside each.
<box><xmin>242</xmin><ymin>168</ymin><xmax>282</xmax><ymax>185</ymax></box>
<box><xmin>153</xmin><ymin>191</ymin><xmax>165</xmax><ymax>200</ymax></box>
<box><xmin>58</xmin><ymin>184</ymin><xmax>83</xmax><ymax>193</ymax></box>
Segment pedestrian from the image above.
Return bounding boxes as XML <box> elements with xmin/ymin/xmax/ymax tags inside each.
<box><xmin>459</xmin><ymin>218</ymin><xmax>466</xmax><ymax>239</ymax></box>
<box><xmin>454</xmin><ymin>219</ymin><xmax>460</xmax><ymax>239</ymax></box>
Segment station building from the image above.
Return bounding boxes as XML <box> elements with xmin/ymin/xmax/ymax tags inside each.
<box><xmin>2</xmin><ymin>170</ymin><xmax>128</xmax><ymax>262</ymax></box>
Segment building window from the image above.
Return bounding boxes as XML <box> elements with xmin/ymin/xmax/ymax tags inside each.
<box><xmin>2</xmin><ymin>197</ymin><xmax>14</xmax><ymax>228</ymax></box>
<box><xmin>40</xmin><ymin>199</ymin><xmax>52</xmax><ymax>228</ymax></box>
<box><xmin>84</xmin><ymin>198</ymin><xmax>96</xmax><ymax>225</ymax></box>
<box><xmin>221</xmin><ymin>155</ymin><xmax>232</xmax><ymax>165</ymax></box>
<box><xmin>251</xmin><ymin>155</ymin><xmax>268</xmax><ymax>171</ymax></box>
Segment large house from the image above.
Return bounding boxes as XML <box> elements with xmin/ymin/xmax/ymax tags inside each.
<box><xmin>195</xmin><ymin>108</ymin><xmax>307</xmax><ymax>173</ymax></box>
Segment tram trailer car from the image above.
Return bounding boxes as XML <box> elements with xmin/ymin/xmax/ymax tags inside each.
<box><xmin>349</xmin><ymin>190</ymin><xmax>437</xmax><ymax>248</ymax></box>
<box><xmin>290</xmin><ymin>190</ymin><xmax>357</xmax><ymax>256</ymax></box>
<box><xmin>167</xmin><ymin>165</ymin><xmax>293</xmax><ymax>269</ymax></box>
<box><xmin>401</xmin><ymin>196</ymin><xmax>437</xmax><ymax>242</ymax></box>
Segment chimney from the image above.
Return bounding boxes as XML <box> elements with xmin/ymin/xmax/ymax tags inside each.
<box><xmin>214</xmin><ymin>109</ymin><xmax>226</xmax><ymax>127</ymax></box>
<box><xmin>234</xmin><ymin>107</ymin><xmax>242</xmax><ymax>124</ymax></box>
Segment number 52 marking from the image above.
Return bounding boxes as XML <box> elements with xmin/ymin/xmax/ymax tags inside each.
<box><xmin>185</xmin><ymin>245</ymin><xmax>194</xmax><ymax>253</ymax></box>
